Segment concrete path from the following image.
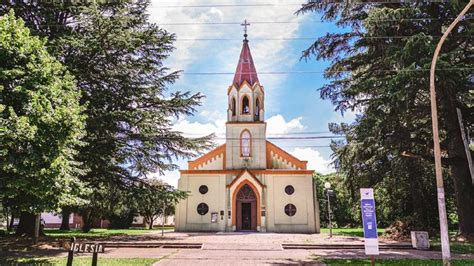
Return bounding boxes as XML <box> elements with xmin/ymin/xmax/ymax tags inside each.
<box><xmin>98</xmin><ymin>232</ymin><xmax>473</xmax><ymax>265</ymax></box>
<box><xmin>2</xmin><ymin>232</ymin><xmax>473</xmax><ymax>265</ymax></box>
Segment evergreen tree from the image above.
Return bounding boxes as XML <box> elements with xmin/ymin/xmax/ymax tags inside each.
<box><xmin>134</xmin><ymin>179</ymin><xmax>188</xmax><ymax>230</ymax></box>
<box><xmin>0</xmin><ymin>11</ymin><xmax>86</xmax><ymax>236</ymax></box>
<box><xmin>298</xmin><ymin>1</ymin><xmax>473</xmax><ymax>236</ymax></box>
<box><xmin>1</xmin><ymin>1</ymin><xmax>213</xmax><ymax>232</ymax></box>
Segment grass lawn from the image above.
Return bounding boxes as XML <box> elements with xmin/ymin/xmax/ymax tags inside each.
<box><xmin>322</xmin><ymin>259</ymin><xmax>474</xmax><ymax>265</ymax></box>
<box><xmin>320</xmin><ymin>228</ymin><xmax>473</xmax><ymax>255</ymax></box>
<box><xmin>320</xmin><ymin>227</ymin><xmax>385</xmax><ymax>237</ymax></box>
<box><xmin>0</xmin><ymin>257</ymin><xmax>159</xmax><ymax>265</ymax></box>
<box><xmin>44</xmin><ymin>227</ymin><xmax>175</xmax><ymax>238</ymax></box>
<box><xmin>431</xmin><ymin>241</ymin><xmax>474</xmax><ymax>255</ymax></box>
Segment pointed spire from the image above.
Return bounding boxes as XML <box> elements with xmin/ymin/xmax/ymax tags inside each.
<box><xmin>233</xmin><ymin>20</ymin><xmax>259</xmax><ymax>87</ymax></box>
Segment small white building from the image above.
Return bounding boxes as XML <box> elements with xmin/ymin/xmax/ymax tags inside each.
<box><xmin>175</xmin><ymin>34</ymin><xmax>320</xmax><ymax>233</ymax></box>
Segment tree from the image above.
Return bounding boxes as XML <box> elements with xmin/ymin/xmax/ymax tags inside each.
<box><xmin>298</xmin><ymin>1</ymin><xmax>473</xmax><ymax>236</ymax></box>
<box><xmin>0</xmin><ymin>11</ymin><xmax>86</xmax><ymax>236</ymax></box>
<box><xmin>135</xmin><ymin>179</ymin><xmax>188</xmax><ymax>230</ymax></box>
<box><xmin>1</xmin><ymin>1</ymin><xmax>213</xmax><ymax>232</ymax></box>
<box><xmin>314</xmin><ymin>172</ymin><xmax>359</xmax><ymax>228</ymax></box>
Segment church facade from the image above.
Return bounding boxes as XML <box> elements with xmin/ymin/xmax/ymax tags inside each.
<box><xmin>175</xmin><ymin>34</ymin><xmax>320</xmax><ymax>233</ymax></box>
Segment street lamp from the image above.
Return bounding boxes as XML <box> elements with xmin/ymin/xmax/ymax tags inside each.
<box><xmin>324</xmin><ymin>182</ymin><xmax>333</xmax><ymax>238</ymax></box>
<box><xmin>429</xmin><ymin>1</ymin><xmax>473</xmax><ymax>265</ymax></box>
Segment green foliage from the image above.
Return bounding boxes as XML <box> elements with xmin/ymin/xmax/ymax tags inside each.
<box><xmin>0</xmin><ymin>11</ymin><xmax>86</xmax><ymax>213</ymax></box>
<box><xmin>314</xmin><ymin>173</ymin><xmax>359</xmax><ymax>227</ymax></box>
<box><xmin>44</xmin><ymin>228</ymin><xmax>173</xmax><ymax>238</ymax></box>
<box><xmin>134</xmin><ymin>179</ymin><xmax>188</xmax><ymax>229</ymax></box>
<box><xmin>320</xmin><ymin>259</ymin><xmax>474</xmax><ymax>265</ymax></box>
<box><xmin>299</xmin><ymin>1</ymin><xmax>473</xmax><ymax>235</ymax></box>
<box><xmin>0</xmin><ymin>257</ymin><xmax>159</xmax><ymax>266</ymax></box>
<box><xmin>0</xmin><ymin>1</ymin><xmax>214</xmax><ymax>230</ymax></box>
<box><xmin>320</xmin><ymin>227</ymin><xmax>384</xmax><ymax>237</ymax></box>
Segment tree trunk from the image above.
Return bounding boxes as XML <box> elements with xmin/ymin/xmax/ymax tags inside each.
<box><xmin>80</xmin><ymin>209</ymin><xmax>94</xmax><ymax>233</ymax></box>
<box><xmin>60</xmin><ymin>208</ymin><xmax>71</xmax><ymax>231</ymax></box>
<box><xmin>440</xmin><ymin>88</ymin><xmax>474</xmax><ymax>237</ymax></box>
<box><xmin>148</xmin><ymin>217</ymin><xmax>153</xmax><ymax>230</ymax></box>
<box><xmin>16</xmin><ymin>212</ymin><xmax>44</xmax><ymax>237</ymax></box>
<box><xmin>451</xmin><ymin>156</ymin><xmax>474</xmax><ymax>237</ymax></box>
<box><xmin>8</xmin><ymin>213</ymin><xmax>15</xmax><ymax>232</ymax></box>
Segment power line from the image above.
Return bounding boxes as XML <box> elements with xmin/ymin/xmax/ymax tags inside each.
<box><xmin>178</xmin><ymin>68</ymin><xmax>474</xmax><ymax>75</ymax></box>
<box><xmin>158</xmin><ymin>17</ymin><xmax>474</xmax><ymax>25</ymax></box>
<box><xmin>152</xmin><ymin>1</ymin><xmax>451</xmax><ymax>8</ymax></box>
<box><xmin>25</xmin><ymin>17</ymin><xmax>474</xmax><ymax>27</ymax></box>
<box><xmin>175</xmin><ymin>35</ymin><xmax>472</xmax><ymax>41</ymax></box>
<box><xmin>155</xmin><ymin>3</ymin><xmax>302</xmax><ymax>8</ymax></box>
<box><xmin>180</xmin><ymin>131</ymin><xmax>333</xmax><ymax>136</ymax></box>
<box><xmin>176</xmin><ymin>136</ymin><xmax>346</xmax><ymax>140</ymax></box>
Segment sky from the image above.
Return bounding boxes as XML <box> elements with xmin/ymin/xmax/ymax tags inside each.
<box><xmin>148</xmin><ymin>0</ymin><xmax>356</xmax><ymax>187</ymax></box>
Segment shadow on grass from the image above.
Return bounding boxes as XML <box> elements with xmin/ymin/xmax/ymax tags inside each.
<box><xmin>0</xmin><ymin>257</ymin><xmax>55</xmax><ymax>265</ymax></box>
<box><xmin>431</xmin><ymin>242</ymin><xmax>474</xmax><ymax>254</ymax></box>
<box><xmin>320</xmin><ymin>259</ymin><xmax>474</xmax><ymax>265</ymax></box>
<box><xmin>0</xmin><ymin>257</ymin><xmax>160</xmax><ymax>266</ymax></box>
<box><xmin>320</xmin><ymin>228</ymin><xmax>384</xmax><ymax>238</ymax></box>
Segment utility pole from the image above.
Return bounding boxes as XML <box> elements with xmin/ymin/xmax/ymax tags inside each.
<box><xmin>324</xmin><ymin>182</ymin><xmax>333</xmax><ymax>238</ymax></box>
<box><xmin>429</xmin><ymin>1</ymin><xmax>473</xmax><ymax>265</ymax></box>
<box><xmin>161</xmin><ymin>198</ymin><xmax>166</xmax><ymax>237</ymax></box>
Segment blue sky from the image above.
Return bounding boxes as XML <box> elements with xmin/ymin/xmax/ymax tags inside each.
<box><xmin>148</xmin><ymin>1</ymin><xmax>355</xmax><ymax>186</ymax></box>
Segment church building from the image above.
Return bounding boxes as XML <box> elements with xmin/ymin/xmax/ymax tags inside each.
<box><xmin>175</xmin><ymin>31</ymin><xmax>320</xmax><ymax>233</ymax></box>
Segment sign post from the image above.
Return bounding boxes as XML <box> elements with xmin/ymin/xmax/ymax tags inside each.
<box><xmin>66</xmin><ymin>237</ymin><xmax>105</xmax><ymax>266</ymax></box>
<box><xmin>360</xmin><ymin>188</ymin><xmax>379</xmax><ymax>265</ymax></box>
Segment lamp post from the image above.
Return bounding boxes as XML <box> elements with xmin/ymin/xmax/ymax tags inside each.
<box><xmin>429</xmin><ymin>1</ymin><xmax>473</xmax><ymax>265</ymax></box>
<box><xmin>324</xmin><ymin>182</ymin><xmax>333</xmax><ymax>238</ymax></box>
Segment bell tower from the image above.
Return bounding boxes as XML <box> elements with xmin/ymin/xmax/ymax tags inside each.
<box><xmin>226</xmin><ymin>20</ymin><xmax>267</xmax><ymax>169</ymax></box>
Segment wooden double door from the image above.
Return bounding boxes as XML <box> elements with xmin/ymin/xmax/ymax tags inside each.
<box><xmin>236</xmin><ymin>184</ymin><xmax>257</xmax><ymax>231</ymax></box>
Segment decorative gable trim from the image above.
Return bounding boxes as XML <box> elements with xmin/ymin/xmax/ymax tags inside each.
<box><xmin>227</xmin><ymin>80</ymin><xmax>264</xmax><ymax>95</ymax></box>
<box><xmin>266</xmin><ymin>141</ymin><xmax>308</xmax><ymax>170</ymax></box>
<box><xmin>188</xmin><ymin>144</ymin><xmax>226</xmax><ymax>170</ymax></box>
<box><xmin>227</xmin><ymin>169</ymin><xmax>265</xmax><ymax>188</ymax></box>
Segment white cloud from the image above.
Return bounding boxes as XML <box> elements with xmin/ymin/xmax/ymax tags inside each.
<box><xmin>289</xmin><ymin>147</ymin><xmax>334</xmax><ymax>174</ymax></box>
<box><xmin>267</xmin><ymin>114</ymin><xmax>305</xmax><ymax>134</ymax></box>
<box><xmin>148</xmin><ymin>0</ymin><xmax>310</xmax><ymax>108</ymax></box>
<box><xmin>173</xmin><ymin>119</ymin><xmax>224</xmax><ymax>136</ymax></box>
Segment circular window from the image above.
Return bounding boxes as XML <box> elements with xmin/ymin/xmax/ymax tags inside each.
<box><xmin>197</xmin><ymin>203</ymin><xmax>209</xmax><ymax>215</ymax></box>
<box><xmin>284</xmin><ymin>204</ymin><xmax>297</xmax><ymax>217</ymax></box>
<box><xmin>285</xmin><ymin>185</ymin><xmax>295</xmax><ymax>195</ymax></box>
<box><xmin>199</xmin><ymin>185</ymin><xmax>208</xmax><ymax>194</ymax></box>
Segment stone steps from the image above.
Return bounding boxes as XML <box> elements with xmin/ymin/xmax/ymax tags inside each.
<box><xmin>281</xmin><ymin>243</ymin><xmax>413</xmax><ymax>250</ymax></box>
<box><xmin>98</xmin><ymin>242</ymin><xmax>203</xmax><ymax>249</ymax></box>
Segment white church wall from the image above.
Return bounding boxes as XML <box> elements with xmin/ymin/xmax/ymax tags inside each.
<box><xmin>265</xmin><ymin>174</ymin><xmax>316</xmax><ymax>233</ymax></box>
<box><xmin>175</xmin><ymin>174</ymin><xmax>226</xmax><ymax>231</ymax></box>
<box><xmin>196</xmin><ymin>154</ymin><xmax>224</xmax><ymax>170</ymax></box>
<box><xmin>225</xmin><ymin>123</ymin><xmax>266</xmax><ymax>169</ymax></box>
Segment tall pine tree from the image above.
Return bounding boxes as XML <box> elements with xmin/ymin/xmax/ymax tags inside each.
<box><xmin>1</xmin><ymin>1</ymin><xmax>213</xmax><ymax>231</ymax></box>
<box><xmin>298</xmin><ymin>1</ymin><xmax>473</xmax><ymax>236</ymax></box>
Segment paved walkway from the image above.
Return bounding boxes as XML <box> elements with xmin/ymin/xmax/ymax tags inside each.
<box><xmin>102</xmin><ymin>232</ymin><xmax>473</xmax><ymax>265</ymax></box>
<box><xmin>3</xmin><ymin>232</ymin><xmax>473</xmax><ymax>265</ymax></box>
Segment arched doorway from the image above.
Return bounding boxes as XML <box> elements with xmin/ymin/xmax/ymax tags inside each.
<box><xmin>236</xmin><ymin>184</ymin><xmax>257</xmax><ymax>231</ymax></box>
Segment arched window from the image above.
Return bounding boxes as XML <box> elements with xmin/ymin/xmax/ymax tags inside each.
<box><xmin>255</xmin><ymin>98</ymin><xmax>260</xmax><ymax>121</ymax></box>
<box><xmin>242</xmin><ymin>96</ymin><xmax>250</xmax><ymax>114</ymax></box>
<box><xmin>240</xmin><ymin>130</ymin><xmax>251</xmax><ymax>157</ymax></box>
<box><xmin>232</xmin><ymin>97</ymin><xmax>236</xmax><ymax>116</ymax></box>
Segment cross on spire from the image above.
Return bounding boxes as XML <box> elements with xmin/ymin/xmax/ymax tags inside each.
<box><xmin>241</xmin><ymin>19</ymin><xmax>250</xmax><ymax>40</ymax></box>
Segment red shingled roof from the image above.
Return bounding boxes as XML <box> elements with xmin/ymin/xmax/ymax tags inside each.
<box><xmin>233</xmin><ymin>39</ymin><xmax>259</xmax><ymax>87</ymax></box>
